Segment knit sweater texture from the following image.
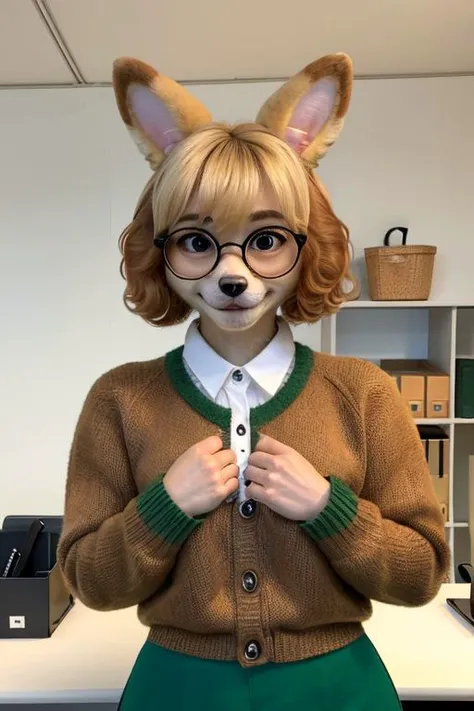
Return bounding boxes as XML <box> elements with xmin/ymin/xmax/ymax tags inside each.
<box><xmin>57</xmin><ymin>343</ymin><xmax>450</xmax><ymax>667</ymax></box>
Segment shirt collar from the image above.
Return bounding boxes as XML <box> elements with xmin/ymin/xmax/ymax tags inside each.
<box><xmin>182</xmin><ymin>320</ymin><xmax>234</xmax><ymax>400</ymax></box>
<box><xmin>244</xmin><ymin>318</ymin><xmax>294</xmax><ymax>397</ymax></box>
<box><xmin>182</xmin><ymin>317</ymin><xmax>295</xmax><ymax>400</ymax></box>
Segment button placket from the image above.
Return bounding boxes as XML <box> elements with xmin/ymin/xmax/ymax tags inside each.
<box><xmin>226</xmin><ymin>369</ymin><xmax>250</xmax><ymax>504</ymax></box>
<box><xmin>232</xmin><ymin>496</ymin><xmax>265</xmax><ymax>666</ymax></box>
<box><xmin>244</xmin><ymin>640</ymin><xmax>261</xmax><ymax>662</ymax></box>
<box><xmin>239</xmin><ymin>499</ymin><xmax>257</xmax><ymax>519</ymax></box>
<box><xmin>242</xmin><ymin>570</ymin><xmax>258</xmax><ymax>592</ymax></box>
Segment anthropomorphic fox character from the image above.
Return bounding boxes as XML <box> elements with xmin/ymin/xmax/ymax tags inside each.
<box><xmin>58</xmin><ymin>54</ymin><xmax>450</xmax><ymax>711</ymax></box>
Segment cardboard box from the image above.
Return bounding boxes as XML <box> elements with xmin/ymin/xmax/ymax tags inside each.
<box><xmin>431</xmin><ymin>476</ymin><xmax>449</xmax><ymax>523</ymax></box>
<box><xmin>389</xmin><ymin>375</ymin><xmax>398</xmax><ymax>388</ymax></box>
<box><xmin>425</xmin><ymin>369</ymin><xmax>450</xmax><ymax>418</ymax></box>
<box><xmin>0</xmin><ymin>516</ymin><xmax>73</xmax><ymax>638</ymax></box>
<box><xmin>399</xmin><ymin>374</ymin><xmax>425</xmax><ymax>417</ymax></box>
<box><xmin>381</xmin><ymin>360</ymin><xmax>450</xmax><ymax>419</ymax></box>
<box><xmin>418</xmin><ymin>425</ymin><xmax>449</xmax><ymax>522</ymax></box>
<box><xmin>438</xmin><ymin>503</ymin><xmax>448</xmax><ymax>522</ymax></box>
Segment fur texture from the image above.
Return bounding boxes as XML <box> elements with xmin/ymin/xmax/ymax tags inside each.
<box><xmin>112</xmin><ymin>53</ymin><xmax>353</xmax><ymax>171</ymax></box>
<box><xmin>113</xmin><ymin>58</ymin><xmax>212</xmax><ymax>170</ymax></box>
<box><xmin>256</xmin><ymin>54</ymin><xmax>353</xmax><ymax>167</ymax></box>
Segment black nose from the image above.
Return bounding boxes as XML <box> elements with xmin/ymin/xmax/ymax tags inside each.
<box><xmin>218</xmin><ymin>276</ymin><xmax>248</xmax><ymax>298</ymax></box>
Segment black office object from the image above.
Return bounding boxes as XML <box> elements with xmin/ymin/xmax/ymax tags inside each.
<box><xmin>446</xmin><ymin>563</ymin><xmax>474</xmax><ymax>630</ymax></box>
<box><xmin>11</xmin><ymin>518</ymin><xmax>45</xmax><ymax>578</ymax></box>
<box><xmin>0</xmin><ymin>515</ymin><xmax>74</xmax><ymax>638</ymax></box>
<box><xmin>1</xmin><ymin>548</ymin><xmax>21</xmax><ymax>578</ymax></box>
<box><xmin>417</xmin><ymin>425</ymin><xmax>449</xmax><ymax>477</ymax></box>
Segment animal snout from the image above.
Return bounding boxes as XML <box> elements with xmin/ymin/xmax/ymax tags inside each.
<box><xmin>218</xmin><ymin>276</ymin><xmax>248</xmax><ymax>298</ymax></box>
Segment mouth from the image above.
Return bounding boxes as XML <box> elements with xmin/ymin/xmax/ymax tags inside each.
<box><xmin>219</xmin><ymin>303</ymin><xmax>251</xmax><ymax>311</ymax></box>
<box><xmin>197</xmin><ymin>294</ymin><xmax>257</xmax><ymax>312</ymax></box>
<box><xmin>197</xmin><ymin>292</ymin><xmax>273</xmax><ymax>314</ymax></box>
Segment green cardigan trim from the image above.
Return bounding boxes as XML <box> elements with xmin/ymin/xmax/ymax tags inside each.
<box><xmin>165</xmin><ymin>342</ymin><xmax>314</xmax><ymax>437</ymax></box>
<box><xmin>250</xmin><ymin>343</ymin><xmax>313</xmax><ymax>432</ymax></box>
<box><xmin>165</xmin><ymin>346</ymin><xmax>232</xmax><ymax>435</ymax></box>
<box><xmin>137</xmin><ymin>478</ymin><xmax>201</xmax><ymax>545</ymax></box>
<box><xmin>300</xmin><ymin>476</ymin><xmax>358</xmax><ymax>541</ymax></box>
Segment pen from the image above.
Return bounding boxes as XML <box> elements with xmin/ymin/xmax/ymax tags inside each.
<box><xmin>1</xmin><ymin>548</ymin><xmax>21</xmax><ymax>578</ymax></box>
<box><xmin>12</xmin><ymin>519</ymin><xmax>45</xmax><ymax>578</ymax></box>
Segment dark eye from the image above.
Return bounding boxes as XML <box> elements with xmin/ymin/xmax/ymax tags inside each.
<box><xmin>250</xmin><ymin>230</ymin><xmax>286</xmax><ymax>252</ymax></box>
<box><xmin>190</xmin><ymin>235</ymin><xmax>212</xmax><ymax>253</ymax></box>
<box><xmin>177</xmin><ymin>232</ymin><xmax>213</xmax><ymax>254</ymax></box>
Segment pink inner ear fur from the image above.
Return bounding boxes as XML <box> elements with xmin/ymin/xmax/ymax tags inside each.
<box><xmin>128</xmin><ymin>84</ymin><xmax>184</xmax><ymax>154</ymax></box>
<box><xmin>285</xmin><ymin>78</ymin><xmax>338</xmax><ymax>154</ymax></box>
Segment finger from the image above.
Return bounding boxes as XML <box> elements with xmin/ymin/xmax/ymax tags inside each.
<box><xmin>248</xmin><ymin>450</ymin><xmax>274</xmax><ymax>470</ymax></box>
<box><xmin>244</xmin><ymin>464</ymin><xmax>268</xmax><ymax>487</ymax></box>
<box><xmin>222</xmin><ymin>474</ymin><xmax>239</xmax><ymax>498</ymax></box>
<box><xmin>256</xmin><ymin>434</ymin><xmax>288</xmax><ymax>455</ymax></box>
<box><xmin>246</xmin><ymin>482</ymin><xmax>270</xmax><ymax>504</ymax></box>
<box><xmin>199</xmin><ymin>435</ymin><xmax>223</xmax><ymax>455</ymax></box>
<box><xmin>221</xmin><ymin>462</ymin><xmax>239</xmax><ymax>482</ymax></box>
<box><xmin>215</xmin><ymin>448</ymin><xmax>237</xmax><ymax>468</ymax></box>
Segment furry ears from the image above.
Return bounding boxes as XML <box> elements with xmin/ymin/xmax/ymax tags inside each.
<box><xmin>112</xmin><ymin>58</ymin><xmax>212</xmax><ymax>170</ymax></box>
<box><xmin>112</xmin><ymin>53</ymin><xmax>353</xmax><ymax>171</ymax></box>
<box><xmin>257</xmin><ymin>54</ymin><xmax>353</xmax><ymax>166</ymax></box>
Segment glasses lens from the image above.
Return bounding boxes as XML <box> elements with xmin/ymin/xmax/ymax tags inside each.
<box><xmin>164</xmin><ymin>229</ymin><xmax>218</xmax><ymax>279</ymax></box>
<box><xmin>245</xmin><ymin>228</ymin><xmax>299</xmax><ymax>278</ymax></box>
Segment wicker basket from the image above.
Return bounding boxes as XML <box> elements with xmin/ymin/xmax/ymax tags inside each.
<box><xmin>364</xmin><ymin>227</ymin><xmax>437</xmax><ymax>301</ymax></box>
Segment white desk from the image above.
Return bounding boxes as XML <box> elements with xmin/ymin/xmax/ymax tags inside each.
<box><xmin>0</xmin><ymin>584</ymin><xmax>472</xmax><ymax>705</ymax></box>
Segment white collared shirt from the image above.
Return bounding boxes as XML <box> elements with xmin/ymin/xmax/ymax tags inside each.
<box><xmin>182</xmin><ymin>317</ymin><xmax>295</xmax><ymax>501</ymax></box>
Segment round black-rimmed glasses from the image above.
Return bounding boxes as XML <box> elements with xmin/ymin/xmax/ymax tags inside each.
<box><xmin>153</xmin><ymin>225</ymin><xmax>307</xmax><ymax>280</ymax></box>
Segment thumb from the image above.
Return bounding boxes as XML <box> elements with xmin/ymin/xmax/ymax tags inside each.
<box><xmin>255</xmin><ymin>434</ymin><xmax>288</xmax><ymax>455</ymax></box>
<box><xmin>199</xmin><ymin>435</ymin><xmax>223</xmax><ymax>454</ymax></box>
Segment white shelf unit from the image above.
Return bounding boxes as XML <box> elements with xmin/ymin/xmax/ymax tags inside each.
<box><xmin>320</xmin><ymin>302</ymin><xmax>474</xmax><ymax>583</ymax></box>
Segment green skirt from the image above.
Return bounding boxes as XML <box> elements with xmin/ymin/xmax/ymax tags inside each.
<box><xmin>118</xmin><ymin>633</ymin><xmax>401</xmax><ymax>710</ymax></box>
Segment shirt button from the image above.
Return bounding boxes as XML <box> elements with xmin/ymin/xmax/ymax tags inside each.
<box><xmin>239</xmin><ymin>499</ymin><xmax>257</xmax><ymax>519</ymax></box>
<box><xmin>242</xmin><ymin>571</ymin><xmax>258</xmax><ymax>593</ymax></box>
<box><xmin>244</xmin><ymin>641</ymin><xmax>261</xmax><ymax>662</ymax></box>
<box><xmin>236</xmin><ymin>424</ymin><xmax>246</xmax><ymax>436</ymax></box>
<box><xmin>232</xmin><ymin>369</ymin><xmax>243</xmax><ymax>382</ymax></box>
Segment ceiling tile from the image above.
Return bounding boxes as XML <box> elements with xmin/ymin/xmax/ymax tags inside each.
<box><xmin>0</xmin><ymin>0</ymin><xmax>76</xmax><ymax>85</ymax></box>
<box><xmin>48</xmin><ymin>0</ymin><xmax>474</xmax><ymax>83</ymax></box>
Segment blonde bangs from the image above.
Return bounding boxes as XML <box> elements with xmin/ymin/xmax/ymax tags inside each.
<box><xmin>151</xmin><ymin>123</ymin><xmax>310</xmax><ymax>235</ymax></box>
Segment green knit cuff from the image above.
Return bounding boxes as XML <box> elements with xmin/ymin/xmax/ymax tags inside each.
<box><xmin>300</xmin><ymin>476</ymin><xmax>358</xmax><ymax>541</ymax></box>
<box><xmin>136</xmin><ymin>478</ymin><xmax>201</xmax><ymax>545</ymax></box>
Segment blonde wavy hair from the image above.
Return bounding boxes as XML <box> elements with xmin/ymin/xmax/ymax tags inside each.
<box><xmin>119</xmin><ymin>122</ymin><xmax>353</xmax><ymax>326</ymax></box>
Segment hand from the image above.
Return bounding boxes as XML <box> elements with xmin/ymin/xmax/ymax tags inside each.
<box><xmin>245</xmin><ymin>434</ymin><xmax>330</xmax><ymax>521</ymax></box>
<box><xmin>163</xmin><ymin>436</ymin><xmax>239</xmax><ymax>518</ymax></box>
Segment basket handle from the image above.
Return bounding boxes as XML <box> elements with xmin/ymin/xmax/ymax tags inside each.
<box><xmin>384</xmin><ymin>226</ymin><xmax>408</xmax><ymax>246</ymax></box>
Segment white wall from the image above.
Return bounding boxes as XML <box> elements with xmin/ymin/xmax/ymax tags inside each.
<box><xmin>1</xmin><ymin>76</ymin><xmax>474</xmax><ymax>523</ymax></box>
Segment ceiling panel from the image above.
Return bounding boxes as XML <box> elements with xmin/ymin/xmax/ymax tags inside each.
<box><xmin>49</xmin><ymin>0</ymin><xmax>474</xmax><ymax>84</ymax></box>
<box><xmin>0</xmin><ymin>0</ymin><xmax>75</xmax><ymax>85</ymax></box>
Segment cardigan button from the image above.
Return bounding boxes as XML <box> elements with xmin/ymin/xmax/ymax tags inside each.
<box><xmin>244</xmin><ymin>641</ymin><xmax>261</xmax><ymax>662</ymax></box>
<box><xmin>239</xmin><ymin>499</ymin><xmax>257</xmax><ymax>519</ymax></box>
<box><xmin>242</xmin><ymin>571</ymin><xmax>258</xmax><ymax>593</ymax></box>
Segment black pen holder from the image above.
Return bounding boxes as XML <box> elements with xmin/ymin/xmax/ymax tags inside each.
<box><xmin>0</xmin><ymin>516</ymin><xmax>74</xmax><ymax>638</ymax></box>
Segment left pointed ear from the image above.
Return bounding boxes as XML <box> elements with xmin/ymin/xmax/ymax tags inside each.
<box><xmin>256</xmin><ymin>53</ymin><xmax>353</xmax><ymax>167</ymax></box>
<box><xmin>113</xmin><ymin>57</ymin><xmax>212</xmax><ymax>170</ymax></box>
